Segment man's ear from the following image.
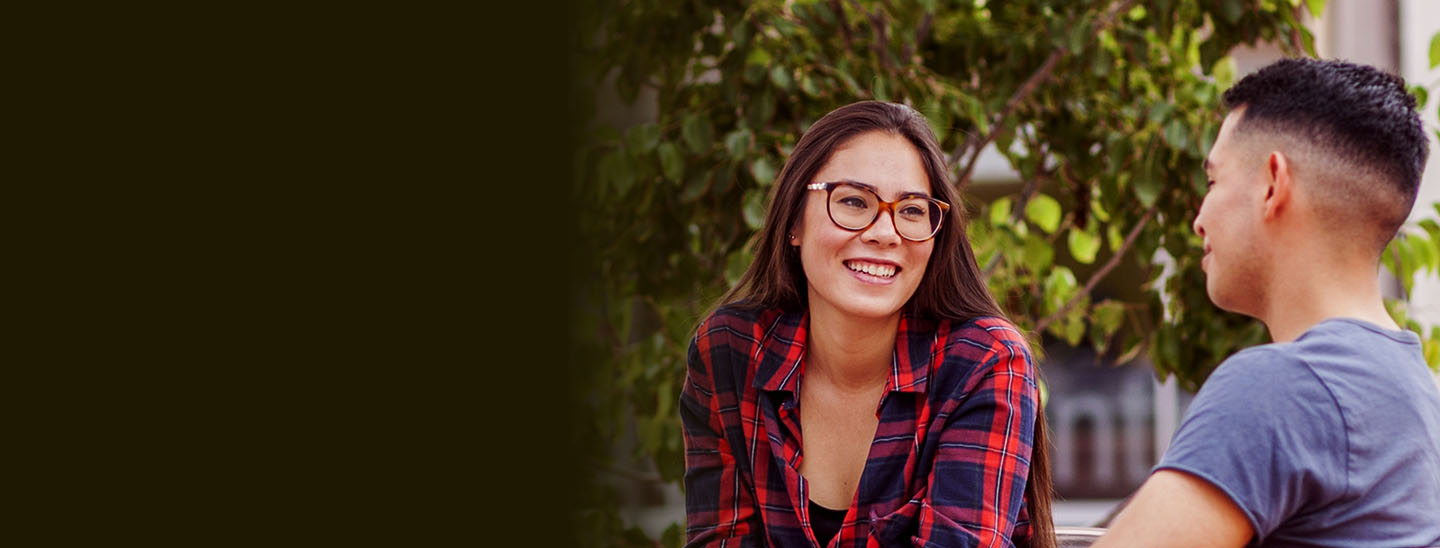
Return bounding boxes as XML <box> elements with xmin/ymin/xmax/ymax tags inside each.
<box><xmin>1263</xmin><ymin>151</ymin><xmax>1293</xmax><ymax>220</ymax></box>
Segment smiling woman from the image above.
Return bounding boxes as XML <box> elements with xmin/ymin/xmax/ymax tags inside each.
<box><xmin>680</xmin><ymin>101</ymin><xmax>1056</xmax><ymax>548</ymax></box>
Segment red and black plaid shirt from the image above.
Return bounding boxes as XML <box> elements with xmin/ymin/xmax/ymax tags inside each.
<box><xmin>681</xmin><ymin>305</ymin><xmax>1038</xmax><ymax>548</ymax></box>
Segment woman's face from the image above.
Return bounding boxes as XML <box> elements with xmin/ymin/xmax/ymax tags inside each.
<box><xmin>792</xmin><ymin>131</ymin><xmax>936</xmax><ymax>322</ymax></box>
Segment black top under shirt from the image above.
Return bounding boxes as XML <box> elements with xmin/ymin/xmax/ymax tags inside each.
<box><xmin>809</xmin><ymin>500</ymin><xmax>846</xmax><ymax>546</ymax></box>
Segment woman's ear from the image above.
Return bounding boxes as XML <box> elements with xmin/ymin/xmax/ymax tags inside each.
<box><xmin>789</xmin><ymin>227</ymin><xmax>802</xmax><ymax>247</ymax></box>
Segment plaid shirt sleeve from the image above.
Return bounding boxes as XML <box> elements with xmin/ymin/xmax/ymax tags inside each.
<box><xmin>680</xmin><ymin>315</ymin><xmax>765</xmax><ymax>548</ymax></box>
<box><xmin>915</xmin><ymin>320</ymin><xmax>1038</xmax><ymax>548</ymax></box>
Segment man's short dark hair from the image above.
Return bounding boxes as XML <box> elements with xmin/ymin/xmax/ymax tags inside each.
<box><xmin>1222</xmin><ymin>58</ymin><xmax>1429</xmax><ymax>240</ymax></box>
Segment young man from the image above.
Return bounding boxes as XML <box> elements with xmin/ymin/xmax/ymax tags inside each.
<box><xmin>1094</xmin><ymin>58</ymin><xmax>1440</xmax><ymax>547</ymax></box>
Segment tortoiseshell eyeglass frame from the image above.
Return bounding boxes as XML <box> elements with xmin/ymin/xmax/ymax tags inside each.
<box><xmin>805</xmin><ymin>181</ymin><xmax>951</xmax><ymax>242</ymax></box>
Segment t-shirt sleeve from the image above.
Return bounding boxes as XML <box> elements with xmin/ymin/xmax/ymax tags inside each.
<box><xmin>1155</xmin><ymin>347</ymin><xmax>1348</xmax><ymax>541</ymax></box>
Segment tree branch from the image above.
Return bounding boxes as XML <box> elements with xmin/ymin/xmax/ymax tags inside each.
<box><xmin>845</xmin><ymin>0</ymin><xmax>894</xmax><ymax>72</ymax></box>
<box><xmin>829</xmin><ymin>0</ymin><xmax>852</xmax><ymax>50</ymax></box>
<box><xmin>811</xmin><ymin>63</ymin><xmax>873</xmax><ymax>99</ymax></box>
<box><xmin>1287</xmin><ymin>3</ymin><xmax>1309</xmax><ymax>55</ymax></box>
<box><xmin>948</xmin><ymin>0</ymin><xmax>1141</xmax><ymax>189</ymax></box>
<box><xmin>950</xmin><ymin>51</ymin><xmax>1063</xmax><ymax>186</ymax></box>
<box><xmin>1034</xmin><ymin>205</ymin><xmax>1157</xmax><ymax>333</ymax></box>
<box><xmin>903</xmin><ymin>13</ymin><xmax>932</xmax><ymax>63</ymax></box>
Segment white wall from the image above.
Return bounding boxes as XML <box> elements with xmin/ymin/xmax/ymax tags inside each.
<box><xmin>1401</xmin><ymin>0</ymin><xmax>1440</xmax><ymax>327</ymax></box>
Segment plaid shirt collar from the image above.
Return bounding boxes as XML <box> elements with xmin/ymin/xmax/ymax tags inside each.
<box><xmin>752</xmin><ymin>309</ymin><xmax>935</xmax><ymax>395</ymax></box>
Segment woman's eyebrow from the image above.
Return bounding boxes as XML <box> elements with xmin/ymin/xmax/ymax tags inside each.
<box><xmin>834</xmin><ymin>179</ymin><xmax>934</xmax><ymax>200</ymax></box>
<box><xmin>895</xmin><ymin>190</ymin><xmax>935</xmax><ymax>200</ymax></box>
<box><xmin>832</xmin><ymin>179</ymin><xmax>880</xmax><ymax>193</ymax></box>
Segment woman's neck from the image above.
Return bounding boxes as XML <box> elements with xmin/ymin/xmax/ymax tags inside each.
<box><xmin>806</xmin><ymin>305</ymin><xmax>899</xmax><ymax>391</ymax></box>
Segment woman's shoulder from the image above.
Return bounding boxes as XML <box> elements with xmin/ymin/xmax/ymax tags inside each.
<box><xmin>692</xmin><ymin>302</ymin><xmax>796</xmax><ymax>359</ymax></box>
<box><xmin>689</xmin><ymin>303</ymin><xmax>793</xmax><ymax>394</ymax></box>
<box><xmin>939</xmin><ymin>315</ymin><xmax>1028</xmax><ymax>351</ymax></box>
<box><xmin>929</xmin><ymin>315</ymin><xmax>1035</xmax><ymax>385</ymax></box>
<box><xmin>699</xmin><ymin>301</ymin><xmax>783</xmax><ymax>335</ymax></box>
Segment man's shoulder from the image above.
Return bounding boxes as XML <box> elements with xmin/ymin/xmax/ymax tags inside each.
<box><xmin>1217</xmin><ymin>319</ymin><xmax>1431</xmax><ymax>397</ymax></box>
<box><xmin>1207</xmin><ymin>343</ymin><xmax>1311</xmax><ymax>386</ymax></box>
<box><xmin>1190</xmin><ymin>344</ymin><xmax>1336</xmax><ymax>423</ymax></box>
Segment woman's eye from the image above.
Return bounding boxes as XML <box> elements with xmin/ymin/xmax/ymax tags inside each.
<box><xmin>838</xmin><ymin>197</ymin><xmax>869</xmax><ymax>209</ymax></box>
<box><xmin>899</xmin><ymin>205</ymin><xmax>927</xmax><ymax>218</ymax></box>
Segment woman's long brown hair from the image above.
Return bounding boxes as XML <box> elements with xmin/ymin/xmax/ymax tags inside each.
<box><xmin>715</xmin><ymin>100</ymin><xmax>1055</xmax><ymax>548</ymax></box>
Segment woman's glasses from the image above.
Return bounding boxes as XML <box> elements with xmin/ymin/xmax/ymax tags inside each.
<box><xmin>806</xmin><ymin>181</ymin><xmax>950</xmax><ymax>242</ymax></box>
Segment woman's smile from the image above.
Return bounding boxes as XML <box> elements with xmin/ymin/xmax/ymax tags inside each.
<box><xmin>843</xmin><ymin>258</ymin><xmax>900</xmax><ymax>283</ymax></box>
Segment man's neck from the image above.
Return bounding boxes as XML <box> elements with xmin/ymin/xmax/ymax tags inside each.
<box><xmin>1258</xmin><ymin>255</ymin><xmax>1398</xmax><ymax>343</ymax></box>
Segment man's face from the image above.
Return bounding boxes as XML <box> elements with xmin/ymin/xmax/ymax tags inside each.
<box><xmin>1192</xmin><ymin>110</ymin><xmax>1268</xmax><ymax>315</ymax></box>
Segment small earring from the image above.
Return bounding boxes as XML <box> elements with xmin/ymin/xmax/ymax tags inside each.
<box><xmin>789</xmin><ymin>233</ymin><xmax>797</xmax><ymax>242</ymax></box>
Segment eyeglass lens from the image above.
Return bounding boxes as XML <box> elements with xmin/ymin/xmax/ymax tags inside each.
<box><xmin>827</xmin><ymin>184</ymin><xmax>943</xmax><ymax>240</ymax></box>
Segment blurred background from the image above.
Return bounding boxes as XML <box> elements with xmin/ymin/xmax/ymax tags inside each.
<box><xmin>570</xmin><ymin>1</ymin><xmax>1440</xmax><ymax>544</ymax></box>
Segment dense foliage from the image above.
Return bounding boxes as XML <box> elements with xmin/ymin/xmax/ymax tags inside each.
<box><xmin>571</xmin><ymin>1</ymin><xmax>1440</xmax><ymax>545</ymax></box>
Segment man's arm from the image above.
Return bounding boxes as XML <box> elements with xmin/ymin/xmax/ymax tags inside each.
<box><xmin>1091</xmin><ymin>470</ymin><xmax>1253</xmax><ymax>548</ymax></box>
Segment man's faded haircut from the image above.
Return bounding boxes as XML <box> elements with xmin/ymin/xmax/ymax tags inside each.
<box><xmin>1222</xmin><ymin>58</ymin><xmax>1429</xmax><ymax>247</ymax></box>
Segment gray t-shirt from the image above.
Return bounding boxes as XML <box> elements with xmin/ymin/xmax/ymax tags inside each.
<box><xmin>1157</xmin><ymin>319</ymin><xmax>1440</xmax><ymax>547</ymax></box>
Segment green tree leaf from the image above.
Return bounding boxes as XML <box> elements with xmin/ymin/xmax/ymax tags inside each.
<box><xmin>748</xmin><ymin>91</ymin><xmax>777</xmax><ymax>127</ymax></box>
<box><xmin>725</xmin><ymin>247</ymin><xmax>752</xmax><ymax>286</ymax></box>
<box><xmin>750</xmin><ymin>157</ymin><xmax>777</xmax><ymax>186</ymax></box>
<box><xmin>770</xmin><ymin>65</ymin><xmax>793</xmax><ymax>91</ymax></box>
<box><xmin>1026</xmin><ymin>194</ymin><xmax>1062</xmax><ymax>233</ymax></box>
<box><xmin>725</xmin><ymin>129</ymin><xmax>752</xmax><ymax>160</ymax></box>
<box><xmin>1108</xmin><ymin>223</ymin><xmax>1125</xmax><ymax>252</ymax></box>
<box><xmin>1091</xmin><ymin>299</ymin><xmax>1127</xmax><ymax>351</ymax></box>
<box><xmin>1042</xmin><ymin>266</ymin><xmax>1078</xmax><ymax>315</ymax></box>
<box><xmin>628</xmin><ymin>123</ymin><xmax>661</xmax><ymax>153</ymax></box>
<box><xmin>1063</xmin><ymin>308</ymin><xmax>1087</xmax><ymax>346</ymax></box>
<box><xmin>683</xmin><ymin>113</ymin><xmax>714</xmax><ymax>153</ymax></box>
<box><xmin>1069</xmin><ymin>228</ymin><xmax>1102</xmax><ymax>264</ymax></box>
<box><xmin>801</xmin><ymin>73</ymin><xmax>821</xmax><ymax>97</ymax></box>
<box><xmin>1024</xmin><ymin>233</ymin><xmax>1055</xmax><ymax>271</ymax></box>
<box><xmin>599</xmin><ymin>151</ymin><xmax>635</xmax><ymax>196</ymax></box>
<box><xmin>662</xmin><ymin>523</ymin><xmax>685</xmax><ymax>548</ymax></box>
<box><xmin>1220</xmin><ymin>0</ymin><xmax>1244</xmax><ymax>23</ymax></box>
<box><xmin>659</xmin><ymin>142</ymin><xmax>684</xmax><ymax>182</ymax></box>
<box><xmin>742</xmin><ymin>188</ymin><xmax>768</xmax><ymax>230</ymax></box>
<box><xmin>680</xmin><ymin>171</ymin><xmax>709</xmax><ymax>203</ymax></box>
<box><xmin>1134</xmin><ymin>159</ymin><xmax>1162</xmax><ymax>207</ymax></box>
<box><xmin>1162</xmin><ymin>119</ymin><xmax>1189</xmax><ymax>149</ymax></box>
<box><xmin>1430</xmin><ymin>30</ymin><xmax>1440</xmax><ymax>69</ymax></box>
<box><xmin>989</xmin><ymin>197</ymin><xmax>1013</xmax><ymax>227</ymax></box>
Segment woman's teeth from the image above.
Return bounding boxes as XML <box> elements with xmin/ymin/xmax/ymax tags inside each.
<box><xmin>846</xmin><ymin>261</ymin><xmax>896</xmax><ymax>278</ymax></box>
